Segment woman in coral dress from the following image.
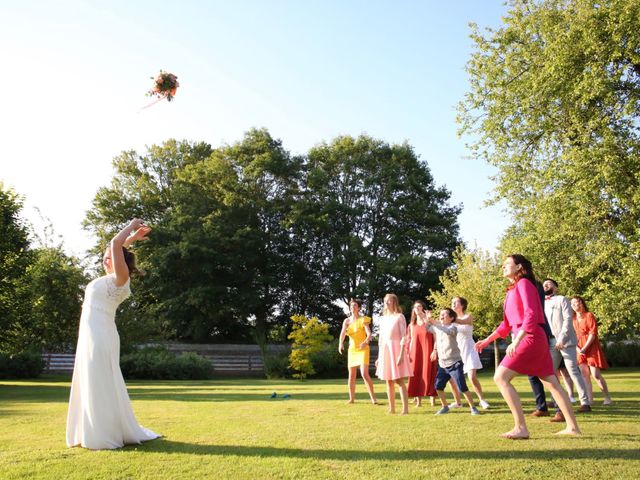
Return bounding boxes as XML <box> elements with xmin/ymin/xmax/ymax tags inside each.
<box><xmin>571</xmin><ymin>296</ymin><xmax>613</xmax><ymax>405</ymax></box>
<box><xmin>338</xmin><ymin>299</ymin><xmax>377</xmax><ymax>404</ymax></box>
<box><xmin>476</xmin><ymin>254</ymin><xmax>579</xmax><ymax>439</ymax></box>
<box><xmin>375</xmin><ymin>293</ymin><xmax>412</xmax><ymax>414</ymax></box>
<box><xmin>66</xmin><ymin>219</ymin><xmax>160</xmax><ymax>450</ymax></box>
<box><xmin>406</xmin><ymin>300</ymin><xmax>437</xmax><ymax>407</ymax></box>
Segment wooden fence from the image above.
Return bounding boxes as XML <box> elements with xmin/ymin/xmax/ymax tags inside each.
<box><xmin>42</xmin><ymin>344</ymin><xmax>289</xmax><ymax>376</ymax></box>
<box><xmin>42</xmin><ymin>342</ymin><xmax>499</xmax><ymax>376</ymax></box>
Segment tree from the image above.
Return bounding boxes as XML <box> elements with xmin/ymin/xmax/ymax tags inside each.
<box><xmin>84</xmin><ymin>131</ymin><xmax>304</xmax><ymax>345</ymax></box>
<box><xmin>296</xmin><ymin>135</ymin><xmax>461</xmax><ymax>323</ymax></box>
<box><xmin>0</xmin><ymin>184</ymin><xmax>32</xmax><ymax>352</ymax></box>
<box><xmin>23</xmin><ymin>247</ymin><xmax>87</xmax><ymax>352</ymax></box>
<box><xmin>288</xmin><ymin>314</ymin><xmax>333</xmax><ymax>379</ymax></box>
<box><xmin>458</xmin><ymin>0</ymin><xmax>640</xmax><ymax>336</ymax></box>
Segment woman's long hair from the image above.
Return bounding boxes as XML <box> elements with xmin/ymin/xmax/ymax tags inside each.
<box><xmin>383</xmin><ymin>293</ymin><xmax>403</xmax><ymax>315</ymax></box>
<box><xmin>122</xmin><ymin>247</ymin><xmax>143</xmax><ymax>276</ymax></box>
<box><xmin>507</xmin><ymin>254</ymin><xmax>536</xmax><ymax>289</ymax></box>
<box><xmin>410</xmin><ymin>300</ymin><xmax>427</xmax><ymax>325</ymax></box>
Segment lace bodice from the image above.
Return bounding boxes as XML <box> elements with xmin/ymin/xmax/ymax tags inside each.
<box><xmin>82</xmin><ymin>274</ymin><xmax>131</xmax><ymax>316</ymax></box>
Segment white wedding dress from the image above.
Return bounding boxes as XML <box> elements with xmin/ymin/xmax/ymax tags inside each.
<box><xmin>66</xmin><ymin>274</ymin><xmax>160</xmax><ymax>449</ymax></box>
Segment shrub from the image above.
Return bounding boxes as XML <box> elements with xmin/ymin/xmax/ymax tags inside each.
<box><xmin>263</xmin><ymin>351</ymin><xmax>291</xmax><ymax>379</ymax></box>
<box><xmin>120</xmin><ymin>346</ymin><xmax>213</xmax><ymax>380</ymax></box>
<box><xmin>309</xmin><ymin>339</ymin><xmax>348</xmax><ymax>378</ymax></box>
<box><xmin>602</xmin><ymin>340</ymin><xmax>640</xmax><ymax>367</ymax></box>
<box><xmin>288</xmin><ymin>314</ymin><xmax>333</xmax><ymax>380</ymax></box>
<box><xmin>0</xmin><ymin>350</ymin><xmax>45</xmax><ymax>378</ymax></box>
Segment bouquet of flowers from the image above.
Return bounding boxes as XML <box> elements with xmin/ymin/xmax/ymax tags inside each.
<box><xmin>147</xmin><ymin>70</ymin><xmax>179</xmax><ymax>102</ymax></box>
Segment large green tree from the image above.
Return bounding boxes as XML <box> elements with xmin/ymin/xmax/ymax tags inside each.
<box><xmin>458</xmin><ymin>0</ymin><xmax>640</xmax><ymax>336</ymax></box>
<box><xmin>297</xmin><ymin>135</ymin><xmax>461</xmax><ymax>321</ymax></box>
<box><xmin>22</xmin><ymin>247</ymin><xmax>87</xmax><ymax>352</ymax></box>
<box><xmin>0</xmin><ymin>185</ymin><xmax>32</xmax><ymax>352</ymax></box>
<box><xmin>85</xmin><ymin>130</ymin><xmax>304</xmax><ymax>345</ymax></box>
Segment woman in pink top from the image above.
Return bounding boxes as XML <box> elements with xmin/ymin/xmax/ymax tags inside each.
<box><xmin>476</xmin><ymin>254</ymin><xmax>580</xmax><ymax>439</ymax></box>
<box><xmin>375</xmin><ymin>293</ymin><xmax>412</xmax><ymax>415</ymax></box>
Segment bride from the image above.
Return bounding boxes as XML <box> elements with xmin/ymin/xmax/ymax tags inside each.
<box><xmin>66</xmin><ymin>218</ymin><xmax>160</xmax><ymax>449</ymax></box>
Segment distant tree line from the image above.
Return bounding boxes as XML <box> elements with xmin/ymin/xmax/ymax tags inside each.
<box><xmin>1</xmin><ymin>131</ymin><xmax>461</xmax><ymax>353</ymax></box>
<box><xmin>84</xmin><ymin>130</ymin><xmax>461</xmax><ymax>347</ymax></box>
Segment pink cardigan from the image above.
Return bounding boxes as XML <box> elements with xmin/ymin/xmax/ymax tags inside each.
<box><xmin>496</xmin><ymin>278</ymin><xmax>545</xmax><ymax>339</ymax></box>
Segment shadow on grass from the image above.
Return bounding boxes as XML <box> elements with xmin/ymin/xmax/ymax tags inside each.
<box><xmin>133</xmin><ymin>438</ymin><xmax>640</xmax><ymax>461</ymax></box>
<box><xmin>2</xmin><ymin>382</ymin><xmax>638</xmax><ymax>413</ymax></box>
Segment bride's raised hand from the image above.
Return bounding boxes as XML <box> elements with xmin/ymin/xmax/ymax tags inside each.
<box><xmin>128</xmin><ymin>225</ymin><xmax>152</xmax><ymax>243</ymax></box>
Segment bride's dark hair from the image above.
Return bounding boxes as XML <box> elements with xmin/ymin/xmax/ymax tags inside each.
<box><xmin>122</xmin><ymin>247</ymin><xmax>143</xmax><ymax>276</ymax></box>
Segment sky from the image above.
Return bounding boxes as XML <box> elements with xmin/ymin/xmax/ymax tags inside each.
<box><xmin>1</xmin><ymin>0</ymin><xmax>511</xmax><ymax>259</ymax></box>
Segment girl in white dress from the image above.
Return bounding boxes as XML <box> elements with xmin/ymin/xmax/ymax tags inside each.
<box><xmin>66</xmin><ymin>218</ymin><xmax>160</xmax><ymax>450</ymax></box>
<box><xmin>451</xmin><ymin>296</ymin><xmax>490</xmax><ymax>409</ymax></box>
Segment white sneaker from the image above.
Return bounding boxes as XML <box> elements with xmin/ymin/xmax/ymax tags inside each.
<box><xmin>568</xmin><ymin>395</ymin><xmax>576</xmax><ymax>404</ymax></box>
<box><xmin>450</xmin><ymin>402</ymin><xmax>462</xmax><ymax>408</ymax></box>
<box><xmin>479</xmin><ymin>399</ymin><xmax>490</xmax><ymax>410</ymax></box>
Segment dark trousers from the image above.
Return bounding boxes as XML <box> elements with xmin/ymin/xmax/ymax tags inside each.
<box><xmin>528</xmin><ymin>375</ymin><xmax>548</xmax><ymax>411</ymax></box>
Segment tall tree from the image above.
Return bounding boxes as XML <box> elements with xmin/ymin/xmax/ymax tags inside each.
<box><xmin>23</xmin><ymin>247</ymin><xmax>87</xmax><ymax>352</ymax></box>
<box><xmin>297</xmin><ymin>135</ymin><xmax>461</xmax><ymax>323</ymax></box>
<box><xmin>0</xmin><ymin>184</ymin><xmax>32</xmax><ymax>352</ymax></box>
<box><xmin>84</xmin><ymin>131</ymin><xmax>303</xmax><ymax>345</ymax></box>
<box><xmin>458</xmin><ymin>0</ymin><xmax>640</xmax><ymax>336</ymax></box>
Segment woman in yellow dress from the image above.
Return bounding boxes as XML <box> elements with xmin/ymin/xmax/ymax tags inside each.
<box><xmin>338</xmin><ymin>299</ymin><xmax>377</xmax><ymax>404</ymax></box>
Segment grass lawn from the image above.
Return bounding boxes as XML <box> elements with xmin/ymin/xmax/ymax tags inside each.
<box><xmin>1</xmin><ymin>369</ymin><xmax>639</xmax><ymax>479</ymax></box>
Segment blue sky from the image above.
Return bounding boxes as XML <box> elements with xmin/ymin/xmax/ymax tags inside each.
<box><xmin>1</xmin><ymin>0</ymin><xmax>510</xmax><ymax>257</ymax></box>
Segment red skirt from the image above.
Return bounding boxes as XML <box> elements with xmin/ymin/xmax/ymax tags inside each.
<box><xmin>500</xmin><ymin>324</ymin><xmax>554</xmax><ymax>377</ymax></box>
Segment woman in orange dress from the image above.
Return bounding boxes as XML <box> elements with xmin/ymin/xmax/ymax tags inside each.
<box><xmin>406</xmin><ymin>301</ymin><xmax>437</xmax><ymax>407</ymax></box>
<box><xmin>570</xmin><ymin>296</ymin><xmax>613</xmax><ymax>405</ymax></box>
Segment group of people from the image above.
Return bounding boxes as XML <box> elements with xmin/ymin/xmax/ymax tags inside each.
<box><xmin>65</xmin><ymin>219</ymin><xmax>612</xmax><ymax>449</ymax></box>
<box><xmin>338</xmin><ymin>294</ymin><xmax>491</xmax><ymax>416</ymax></box>
<box><xmin>340</xmin><ymin>254</ymin><xmax>613</xmax><ymax>439</ymax></box>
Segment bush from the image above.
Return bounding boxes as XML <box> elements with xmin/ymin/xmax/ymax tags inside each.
<box><xmin>120</xmin><ymin>346</ymin><xmax>213</xmax><ymax>380</ymax></box>
<box><xmin>263</xmin><ymin>351</ymin><xmax>291</xmax><ymax>379</ymax></box>
<box><xmin>309</xmin><ymin>339</ymin><xmax>348</xmax><ymax>378</ymax></box>
<box><xmin>288</xmin><ymin>314</ymin><xmax>333</xmax><ymax>379</ymax></box>
<box><xmin>603</xmin><ymin>340</ymin><xmax>640</xmax><ymax>367</ymax></box>
<box><xmin>0</xmin><ymin>350</ymin><xmax>45</xmax><ymax>378</ymax></box>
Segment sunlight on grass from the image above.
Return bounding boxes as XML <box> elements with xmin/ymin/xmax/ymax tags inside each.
<box><xmin>1</xmin><ymin>370</ymin><xmax>639</xmax><ymax>479</ymax></box>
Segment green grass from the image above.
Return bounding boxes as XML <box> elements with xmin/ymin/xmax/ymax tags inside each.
<box><xmin>1</xmin><ymin>370</ymin><xmax>639</xmax><ymax>479</ymax></box>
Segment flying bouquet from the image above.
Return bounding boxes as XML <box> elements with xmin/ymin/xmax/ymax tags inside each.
<box><xmin>146</xmin><ymin>70</ymin><xmax>179</xmax><ymax>102</ymax></box>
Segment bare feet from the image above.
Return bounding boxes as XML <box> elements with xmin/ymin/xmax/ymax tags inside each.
<box><xmin>400</xmin><ymin>411</ymin><xmax>409</xmax><ymax>415</ymax></box>
<box><xmin>555</xmin><ymin>427</ymin><xmax>581</xmax><ymax>436</ymax></box>
<box><xmin>499</xmin><ymin>428</ymin><xmax>530</xmax><ymax>440</ymax></box>
<box><xmin>387</xmin><ymin>410</ymin><xmax>396</xmax><ymax>415</ymax></box>
<box><xmin>345</xmin><ymin>400</ymin><xmax>354</xmax><ymax>404</ymax></box>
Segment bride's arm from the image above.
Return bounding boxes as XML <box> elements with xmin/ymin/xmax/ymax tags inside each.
<box><xmin>110</xmin><ymin>218</ymin><xmax>148</xmax><ymax>286</ymax></box>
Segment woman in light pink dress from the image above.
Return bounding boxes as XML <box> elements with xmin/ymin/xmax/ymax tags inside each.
<box><xmin>375</xmin><ymin>293</ymin><xmax>412</xmax><ymax>414</ymax></box>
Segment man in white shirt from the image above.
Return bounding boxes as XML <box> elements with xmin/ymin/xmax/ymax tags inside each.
<box><xmin>543</xmin><ymin>278</ymin><xmax>591</xmax><ymax>421</ymax></box>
